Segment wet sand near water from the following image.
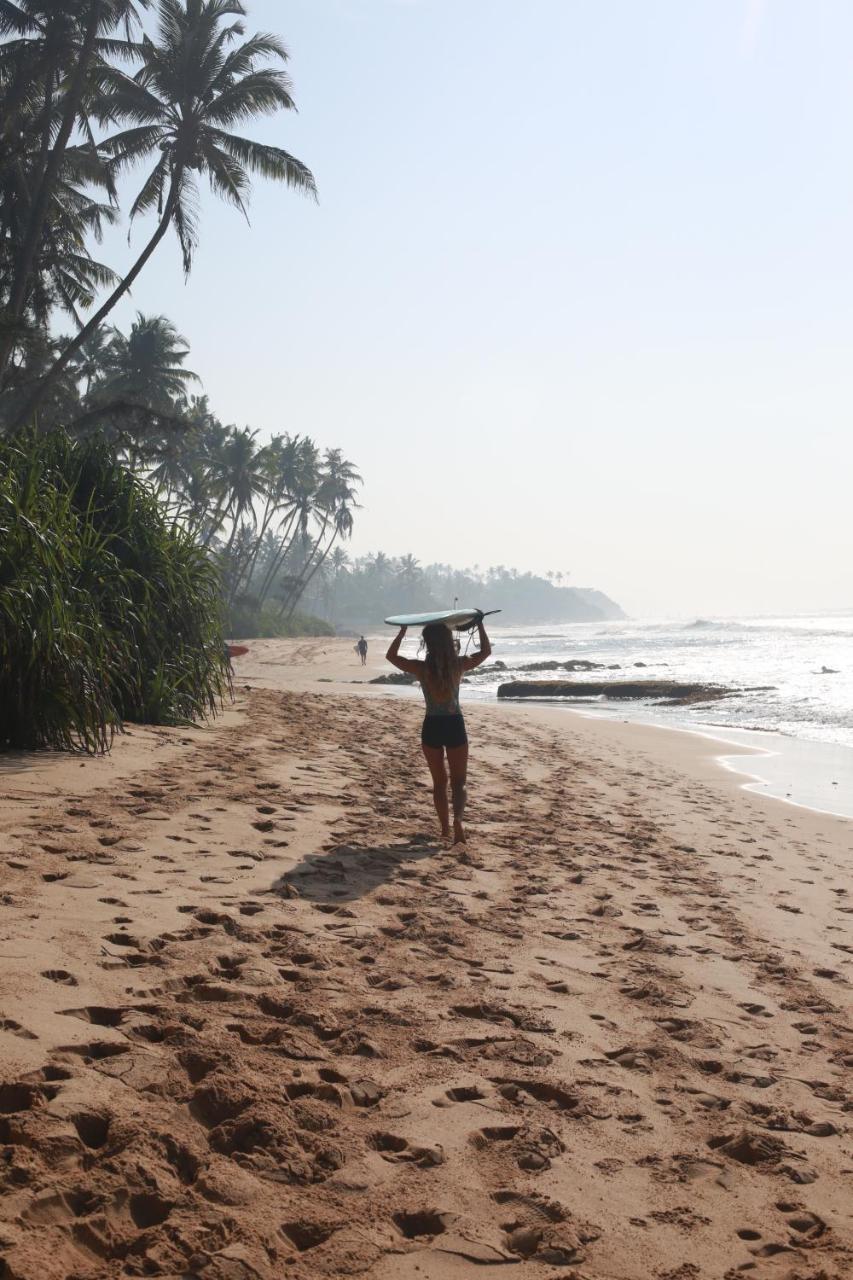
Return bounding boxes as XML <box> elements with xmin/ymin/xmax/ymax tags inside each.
<box><xmin>0</xmin><ymin>637</ymin><xmax>851</xmax><ymax>1279</ymax></box>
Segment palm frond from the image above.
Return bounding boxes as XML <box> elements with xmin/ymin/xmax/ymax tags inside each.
<box><xmin>208</xmin><ymin>30</ymin><xmax>290</xmax><ymax>93</ymax></box>
<box><xmin>127</xmin><ymin>151</ymin><xmax>169</xmax><ymax>223</ymax></box>
<box><xmin>204</xmin><ymin>68</ymin><xmax>296</xmax><ymax>125</ymax></box>
<box><xmin>172</xmin><ymin>167</ymin><xmax>200</xmax><ymax>274</ymax></box>
<box><xmin>199</xmin><ymin>138</ymin><xmax>249</xmax><ymax>211</ymax></box>
<box><xmin>210</xmin><ymin>130</ymin><xmax>316</xmax><ymax>195</ymax></box>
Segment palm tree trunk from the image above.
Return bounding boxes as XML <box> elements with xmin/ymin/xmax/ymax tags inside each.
<box><xmin>232</xmin><ymin>493</ymin><xmax>280</xmax><ymax>603</ymax></box>
<box><xmin>220</xmin><ymin>511</ymin><xmax>242</xmax><ymax>561</ymax></box>
<box><xmin>10</xmin><ymin>178</ymin><xmax>181</xmax><ymax>431</ymax></box>
<box><xmin>256</xmin><ymin>507</ymin><xmax>301</xmax><ymax>606</ymax></box>
<box><xmin>0</xmin><ymin>4</ymin><xmax>101</xmax><ymax>387</ymax></box>
<box><xmin>276</xmin><ymin>511</ymin><xmax>331</xmax><ymax>618</ymax></box>
<box><xmin>200</xmin><ymin>491</ymin><xmax>231</xmax><ymax>547</ymax></box>
<box><xmin>283</xmin><ymin>528</ymin><xmax>339</xmax><ymax>622</ymax></box>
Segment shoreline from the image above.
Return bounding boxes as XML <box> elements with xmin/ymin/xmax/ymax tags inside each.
<box><xmin>294</xmin><ymin>631</ymin><xmax>853</xmax><ymax>825</ymax></box>
<box><xmin>542</xmin><ymin>705</ymin><xmax>853</xmax><ymax>824</ymax></box>
<box><xmin>2</xmin><ymin>636</ymin><xmax>852</xmax><ymax>1279</ymax></box>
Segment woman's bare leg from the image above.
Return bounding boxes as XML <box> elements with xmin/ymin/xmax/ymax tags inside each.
<box><xmin>446</xmin><ymin>743</ymin><xmax>469</xmax><ymax>845</ymax></box>
<box><xmin>421</xmin><ymin>744</ymin><xmax>450</xmax><ymax>837</ymax></box>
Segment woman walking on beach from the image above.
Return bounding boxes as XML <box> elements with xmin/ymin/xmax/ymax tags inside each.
<box><xmin>386</xmin><ymin>616</ymin><xmax>491</xmax><ymax>845</ymax></box>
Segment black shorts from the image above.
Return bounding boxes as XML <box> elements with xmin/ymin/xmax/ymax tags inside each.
<box><xmin>421</xmin><ymin>713</ymin><xmax>468</xmax><ymax>750</ymax></box>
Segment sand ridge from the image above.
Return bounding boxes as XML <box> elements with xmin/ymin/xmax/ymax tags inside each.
<box><xmin>0</xmin><ymin>642</ymin><xmax>851</xmax><ymax>1278</ymax></box>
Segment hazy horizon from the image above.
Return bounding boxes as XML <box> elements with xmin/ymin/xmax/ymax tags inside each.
<box><xmin>99</xmin><ymin>0</ymin><xmax>853</xmax><ymax>619</ymax></box>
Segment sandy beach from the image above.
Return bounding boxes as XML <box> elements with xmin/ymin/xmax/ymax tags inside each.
<box><xmin>1</xmin><ymin>637</ymin><xmax>852</xmax><ymax>1280</ymax></box>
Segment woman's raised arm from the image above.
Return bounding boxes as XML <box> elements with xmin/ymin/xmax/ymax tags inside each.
<box><xmin>386</xmin><ymin>625</ymin><xmax>423</xmax><ymax>675</ymax></box>
<box><xmin>461</xmin><ymin>618</ymin><xmax>492</xmax><ymax>671</ymax></box>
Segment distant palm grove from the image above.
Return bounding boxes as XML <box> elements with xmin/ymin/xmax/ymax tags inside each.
<box><xmin>295</xmin><ymin>554</ymin><xmax>625</xmax><ymax>633</ymax></box>
<box><xmin>0</xmin><ymin>0</ymin><xmax>361</xmax><ymax>748</ymax></box>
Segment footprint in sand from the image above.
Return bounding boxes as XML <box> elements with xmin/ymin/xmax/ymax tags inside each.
<box><xmin>0</xmin><ymin>1018</ymin><xmax>38</xmax><ymax>1040</ymax></box>
<box><xmin>492</xmin><ymin>1078</ymin><xmax>584</xmax><ymax>1114</ymax></box>
<box><xmin>392</xmin><ymin>1210</ymin><xmax>456</xmax><ymax>1241</ymax></box>
<box><xmin>280</xmin><ymin>1221</ymin><xmax>341</xmax><ymax>1253</ymax></box>
<box><xmin>41</xmin><ymin>969</ymin><xmax>78</xmax><ymax>986</ymax></box>
<box><xmin>434</xmin><ymin>1084</ymin><xmax>488</xmax><ymax>1106</ymax></box>
<box><xmin>493</xmin><ymin>1189</ymin><xmax>595</xmax><ymax>1265</ymax></box>
<box><xmin>471</xmin><ymin>1123</ymin><xmax>565</xmax><ymax>1172</ymax></box>
<box><xmin>369</xmin><ymin>1131</ymin><xmax>444</xmax><ymax>1166</ymax></box>
<box><xmin>59</xmin><ymin>1006</ymin><xmax>125</xmax><ymax>1028</ymax></box>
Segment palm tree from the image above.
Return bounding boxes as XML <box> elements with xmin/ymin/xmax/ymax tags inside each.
<box><xmin>397</xmin><ymin>553</ymin><xmax>421</xmax><ymax>589</ymax></box>
<box><xmin>368</xmin><ymin>551</ymin><xmax>391</xmax><ymax>585</ymax></box>
<box><xmin>0</xmin><ymin>127</ymin><xmax>119</xmax><ymax>430</ymax></box>
<box><xmin>2</xmin><ymin>144</ymin><xmax>119</xmax><ymax>324</ymax></box>
<box><xmin>229</xmin><ymin>432</ymin><xmax>303</xmax><ymax>602</ymax></box>
<box><xmin>256</xmin><ymin>436</ymin><xmax>320</xmax><ymax>606</ymax></box>
<box><xmin>278</xmin><ymin>448</ymin><xmax>360</xmax><ymax>620</ymax></box>
<box><xmin>69</xmin><ymin>324</ymin><xmax>112</xmax><ymax>397</ymax></box>
<box><xmin>146</xmin><ymin>433</ymin><xmax>189</xmax><ymax>502</ymax></box>
<box><xmin>210</xmin><ymin>425</ymin><xmax>265</xmax><ymax>556</ymax></box>
<box><xmin>0</xmin><ymin>0</ymin><xmax>148</xmax><ymax>384</ymax></box>
<box><xmin>326</xmin><ymin>545</ymin><xmax>350</xmax><ymax>623</ymax></box>
<box><xmin>13</xmin><ymin>0</ymin><xmax>316</xmax><ymax>428</ymax></box>
<box><xmin>97</xmin><ymin>312</ymin><xmax>198</xmax><ymax>408</ymax></box>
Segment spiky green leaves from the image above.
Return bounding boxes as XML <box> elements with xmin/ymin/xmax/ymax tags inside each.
<box><xmin>0</xmin><ymin>427</ymin><xmax>229</xmax><ymax>752</ymax></box>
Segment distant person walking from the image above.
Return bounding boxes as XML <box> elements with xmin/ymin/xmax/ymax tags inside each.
<box><xmin>356</xmin><ymin>636</ymin><xmax>368</xmax><ymax>665</ymax></box>
<box><xmin>386</xmin><ymin>615</ymin><xmax>491</xmax><ymax>846</ymax></box>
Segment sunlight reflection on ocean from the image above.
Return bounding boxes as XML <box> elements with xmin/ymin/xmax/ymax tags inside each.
<box><xmin>464</xmin><ymin>613</ymin><xmax>853</xmax><ymax>750</ymax></box>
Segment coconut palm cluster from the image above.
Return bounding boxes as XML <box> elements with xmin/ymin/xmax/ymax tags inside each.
<box><xmin>0</xmin><ymin>2</ymin><xmax>357</xmax><ymax>749</ymax></box>
<box><xmin>65</xmin><ymin>312</ymin><xmax>361</xmax><ymax>636</ymax></box>
<box><xmin>0</xmin><ymin>0</ymin><xmax>316</xmax><ymax>423</ymax></box>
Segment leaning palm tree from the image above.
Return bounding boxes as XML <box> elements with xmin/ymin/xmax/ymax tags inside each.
<box><xmin>255</xmin><ymin>436</ymin><xmax>320</xmax><ymax>606</ymax></box>
<box><xmin>13</xmin><ymin>0</ymin><xmax>316</xmax><ymax>429</ymax></box>
<box><xmin>279</xmin><ymin>448</ymin><xmax>360</xmax><ymax>620</ymax></box>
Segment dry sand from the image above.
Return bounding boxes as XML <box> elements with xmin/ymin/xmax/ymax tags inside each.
<box><xmin>1</xmin><ymin>637</ymin><xmax>852</xmax><ymax>1280</ymax></box>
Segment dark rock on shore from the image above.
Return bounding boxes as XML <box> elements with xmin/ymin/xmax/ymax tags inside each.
<box><xmin>515</xmin><ymin>658</ymin><xmax>617</xmax><ymax>674</ymax></box>
<box><xmin>371</xmin><ymin>672</ymin><xmax>417</xmax><ymax>685</ymax></box>
<box><xmin>497</xmin><ymin>679</ymin><xmax>732</xmax><ymax>706</ymax></box>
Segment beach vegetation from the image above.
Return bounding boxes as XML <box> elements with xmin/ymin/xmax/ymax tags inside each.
<box><xmin>0</xmin><ymin>428</ymin><xmax>230</xmax><ymax>751</ymax></box>
<box><xmin>0</xmin><ymin>0</ymin><xmax>315</xmax><ymax>430</ymax></box>
<box><xmin>0</xmin><ymin>2</ymin><xmax>346</xmax><ymax>759</ymax></box>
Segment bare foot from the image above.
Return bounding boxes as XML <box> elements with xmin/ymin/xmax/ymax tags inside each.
<box><xmin>453</xmin><ymin>821</ymin><xmax>466</xmax><ymax>846</ymax></box>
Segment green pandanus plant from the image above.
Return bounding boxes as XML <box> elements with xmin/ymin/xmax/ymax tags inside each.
<box><xmin>0</xmin><ymin>428</ymin><xmax>230</xmax><ymax>751</ymax></box>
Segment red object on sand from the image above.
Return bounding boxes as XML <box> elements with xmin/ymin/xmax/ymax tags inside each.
<box><xmin>227</xmin><ymin>645</ymin><xmax>249</xmax><ymax>658</ymax></box>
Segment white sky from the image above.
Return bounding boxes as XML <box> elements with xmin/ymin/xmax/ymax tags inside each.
<box><xmin>101</xmin><ymin>0</ymin><xmax>853</xmax><ymax>618</ymax></box>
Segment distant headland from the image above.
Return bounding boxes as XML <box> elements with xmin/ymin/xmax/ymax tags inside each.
<box><xmin>302</xmin><ymin>555</ymin><xmax>626</xmax><ymax>630</ymax></box>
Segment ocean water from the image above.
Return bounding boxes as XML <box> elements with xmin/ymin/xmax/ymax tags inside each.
<box><xmin>461</xmin><ymin>613</ymin><xmax>853</xmax><ymax>750</ymax></box>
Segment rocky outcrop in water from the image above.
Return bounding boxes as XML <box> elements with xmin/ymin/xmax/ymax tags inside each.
<box><xmin>509</xmin><ymin>658</ymin><xmax>621</xmax><ymax>674</ymax></box>
<box><xmin>497</xmin><ymin>680</ymin><xmax>731</xmax><ymax>706</ymax></box>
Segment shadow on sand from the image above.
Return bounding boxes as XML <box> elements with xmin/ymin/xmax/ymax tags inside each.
<box><xmin>0</xmin><ymin>753</ymin><xmax>45</xmax><ymax>778</ymax></box>
<box><xmin>272</xmin><ymin>835</ymin><xmax>442</xmax><ymax>904</ymax></box>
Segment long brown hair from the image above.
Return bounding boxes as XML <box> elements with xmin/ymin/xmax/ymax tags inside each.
<box><xmin>422</xmin><ymin>623</ymin><xmax>459</xmax><ymax>694</ymax></box>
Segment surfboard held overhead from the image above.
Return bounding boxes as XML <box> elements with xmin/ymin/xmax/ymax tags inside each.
<box><xmin>384</xmin><ymin>608</ymin><xmax>500</xmax><ymax>631</ymax></box>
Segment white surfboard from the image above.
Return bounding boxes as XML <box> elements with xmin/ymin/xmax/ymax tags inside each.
<box><xmin>384</xmin><ymin>608</ymin><xmax>500</xmax><ymax>631</ymax></box>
